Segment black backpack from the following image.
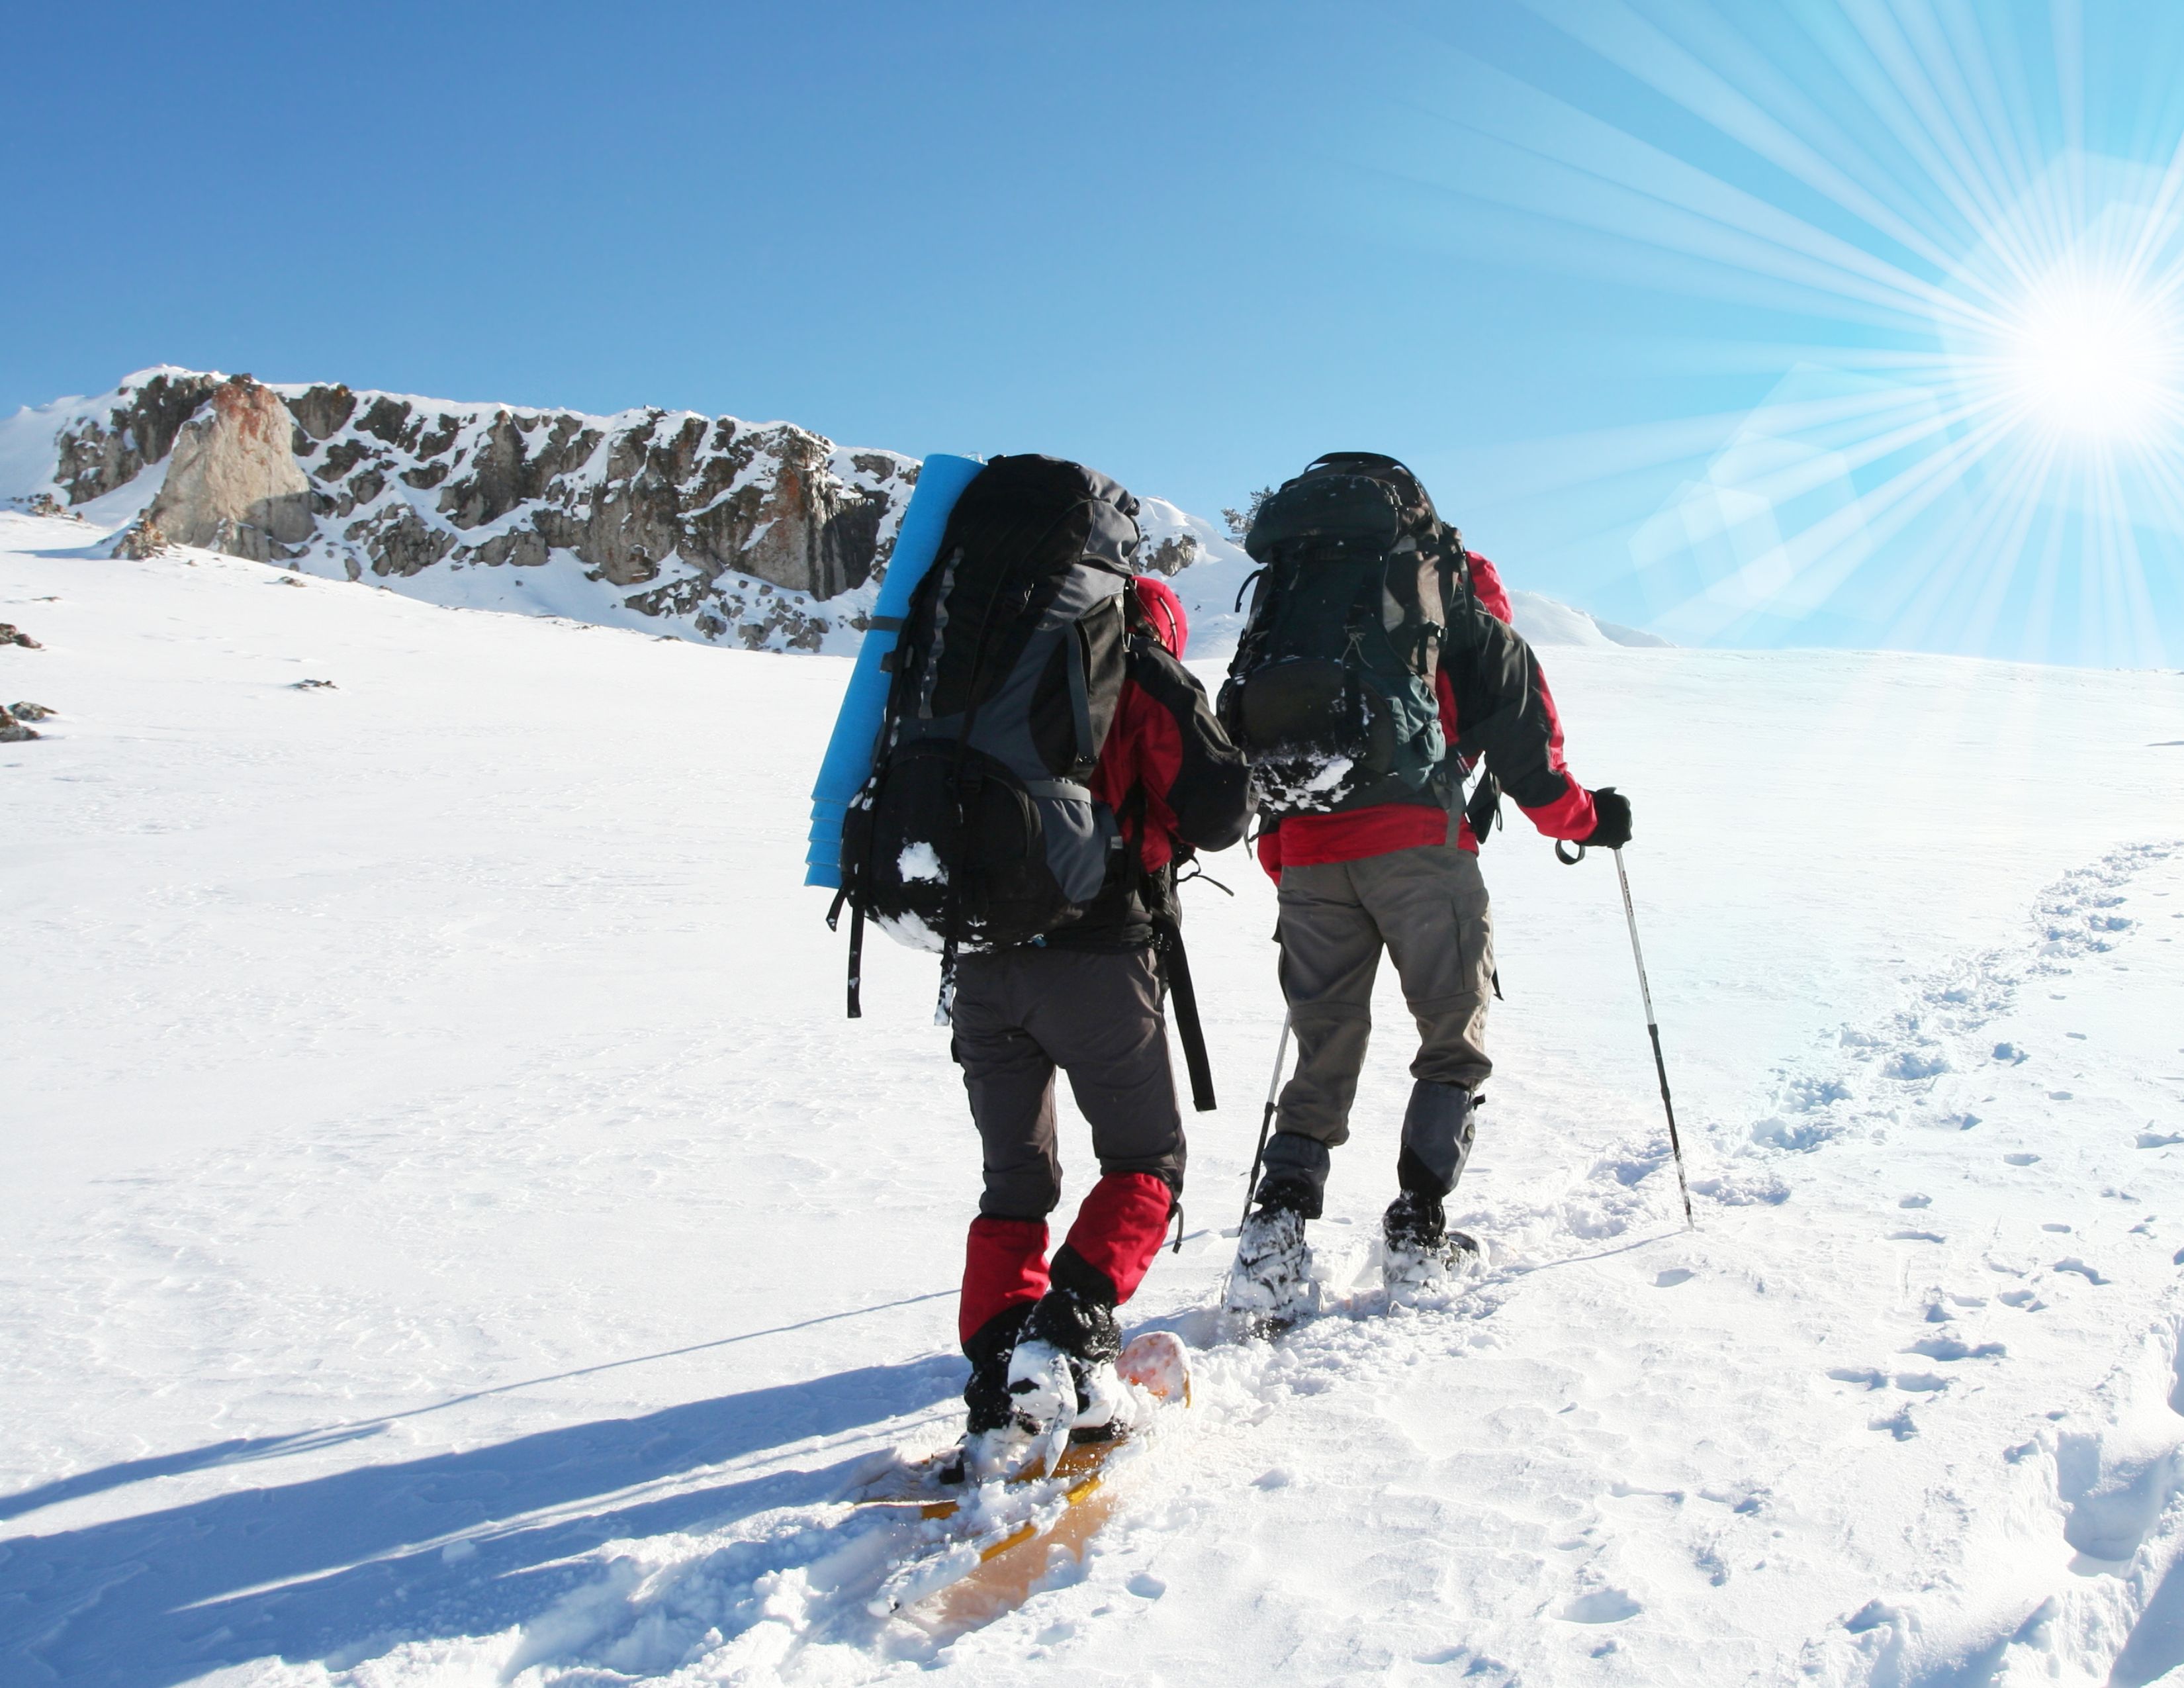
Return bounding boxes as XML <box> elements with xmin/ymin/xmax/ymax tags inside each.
<box><xmin>1218</xmin><ymin>453</ymin><xmax>1470</xmax><ymax>820</ymax></box>
<box><xmin>836</xmin><ymin>455</ymin><xmax>1139</xmax><ymax>1017</ymax></box>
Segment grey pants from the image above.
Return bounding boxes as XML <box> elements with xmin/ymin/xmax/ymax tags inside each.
<box><xmin>1265</xmin><ymin>844</ymin><xmax>1494</xmax><ymax>1206</ymax></box>
<box><xmin>950</xmin><ymin>946</ymin><xmax>1185</xmax><ymax>1219</ymax></box>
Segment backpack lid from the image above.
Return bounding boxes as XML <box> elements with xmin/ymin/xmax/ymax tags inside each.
<box><xmin>1293</xmin><ymin>452</ymin><xmax>1441</xmax><ymax>529</ymax></box>
<box><xmin>966</xmin><ymin>453</ymin><xmax>1142</xmax><ymax>575</ymax></box>
<box><xmin>1244</xmin><ymin>469</ymin><xmax>1406</xmax><ymax>562</ymax></box>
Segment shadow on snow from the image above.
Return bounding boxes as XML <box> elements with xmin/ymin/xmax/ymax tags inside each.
<box><xmin>0</xmin><ymin>1354</ymin><xmax>963</xmax><ymax>1688</ymax></box>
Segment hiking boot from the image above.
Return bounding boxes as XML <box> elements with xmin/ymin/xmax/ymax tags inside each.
<box><xmin>952</xmin><ymin>1301</ymin><xmax>1038</xmax><ymax>1483</ymax></box>
<box><xmin>982</xmin><ymin>1286</ymin><xmax>1130</xmax><ymax>1477</ymax></box>
<box><xmin>1381</xmin><ymin>1190</ymin><xmax>1481</xmax><ymax>1296</ymax></box>
<box><xmin>1226</xmin><ymin>1176</ymin><xmax>1321</xmax><ymax>1332</ymax></box>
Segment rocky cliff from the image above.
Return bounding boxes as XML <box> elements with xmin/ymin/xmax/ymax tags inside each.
<box><xmin>3</xmin><ymin>368</ymin><xmax>1659</xmax><ymax>657</ymax></box>
<box><xmin>17</xmin><ymin>369</ymin><xmax>1218</xmax><ymax>653</ymax></box>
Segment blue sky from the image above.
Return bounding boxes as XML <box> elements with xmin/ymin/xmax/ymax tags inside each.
<box><xmin>3</xmin><ymin>1</ymin><xmax>2179</xmax><ymax>664</ymax></box>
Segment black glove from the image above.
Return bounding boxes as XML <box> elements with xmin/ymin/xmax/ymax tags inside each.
<box><xmin>1582</xmin><ymin>786</ymin><xmax>1632</xmax><ymax>851</ymax></box>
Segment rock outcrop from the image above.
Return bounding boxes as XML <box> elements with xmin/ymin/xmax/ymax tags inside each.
<box><xmin>52</xmin><ymin>371</ymin><xmax>220</xmax><ymax>504</ymax></box>
<box><xmin>144</xmin><ymin>377</ymin><xmax>313</xmax><ymax>561</ymax></box>
<box><xmin>110</xmin><ymin>518</ymin><xmax>171</xmax><ymax>560</ymax></box>
<box><xmin>46</xmin><ymin>371</ymin><xmax>946</xmax><ymax>649</ymax></box>
<box><xmin>15</xmin><ymin>369</ymin><xmax>1254</xmax><ymax>653</ymax></box>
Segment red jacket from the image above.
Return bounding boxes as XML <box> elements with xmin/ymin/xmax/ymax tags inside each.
<box><xmin>1256</xmin><ymin>553</ymin><xmax>1596</xmax><ymax>877</ymax></box>
<box><xmin>1044</xmin><ymin>576</ymin><xmax>1250</xmax><ymax>946</ymax></box>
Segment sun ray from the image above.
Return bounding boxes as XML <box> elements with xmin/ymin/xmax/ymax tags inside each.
<box><xmin>1371</xmin><ymin>0</ymin><xmax>2184</xmax><ymax>665</ymax></box>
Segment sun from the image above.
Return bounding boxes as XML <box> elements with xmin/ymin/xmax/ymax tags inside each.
<box><xmin>1995</xmin><ymin>271</ymin><xmax>2184</xmax><ymax>444</ymax></box>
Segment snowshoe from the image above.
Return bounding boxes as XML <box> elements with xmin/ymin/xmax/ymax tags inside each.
<box><xmin>1381</xmin><ymin>1190</ymin><xmax>1482</xmax><ymax>1299</ymax></box>
<box><xmin>1226</xmin><ymin>1200</ymin><xmax>1319</xmax><ymax>1334</ymax></box>
<box><xmin>862</xmin><ymin>1330</ymin><xmax>1192</xmax><ymax>1618</ymax></box>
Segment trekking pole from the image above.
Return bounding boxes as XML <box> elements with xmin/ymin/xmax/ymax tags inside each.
<box><xmin>1559</xmin><ymin>841</ymin><xmax>1695</xmax><ymax>1229</ymax></box>
<box><xmin>1236</xmin><ymin>1009</ymin><xmax>1294</xmax><ymax>1234</ymax></box>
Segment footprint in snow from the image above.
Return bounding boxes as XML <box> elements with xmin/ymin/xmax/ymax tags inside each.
<box><xmin>1894</xmin><ymin>1372</ymin><xmax>1949</xmax><ymax>1392</ymax></box>
<box><xmin>1786</xmin><ymin>1075</ymin><xmax>1853</xmax><ymax>1109</ymax></box>
<box><xmin>1998</xmin><ymin>1288</ymin><xmax>2045</xmax><ymax>1309</ymax></box>
<box><xmin>1561</xmin><ymin>1589</ymin><xmax>1641</xmax><ymax>1624</ymax></box>
<box><xmin>1750</xmin><ymin>1116</ymin><xmax>1840</xmax><ymax>1152</ymax></box>
<box><xmin>1829</xmin><ymin>1367</ymin><xmax>1888</xmax><ymax>1390</ymax></box>
<box><xmin>2138</xmin><ymin>1132</ymin><xmax>2184</xmax><ymax>1149</ymax></box>
<box><xmin>1890</xmin><ymin>1229</ymin><xmax>1946</xmax><ymax>1243</ymax></box>
<box><xmin>1654</xmin><ymin>1268</ymin><xmax>1695</xmax><ymax>1288</ymax></box>
<box><xmin>2005</xmin><ymin>1152</ymin><xmax>2042</xmax><ymax>1166</ymax></box>
<box><xmin>1907</xmin><ymin>1336</ymin><xmax>2007</xmax><ymax>1361</ymax></box>
<box><xmin>1899</xmin><ymin>1194</ymin><xmax>1933</xmax><ymax>1208</ymax></box>
<box><xmin>2054</xmin><ymin>1258</ymin><xmax>2111</xmax><ymax>1284</ymax></box>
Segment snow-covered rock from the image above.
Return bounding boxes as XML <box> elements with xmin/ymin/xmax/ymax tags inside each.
<box><xmin>7</xmin><ymin>368</ymin><xmax>924</xmax><ymax>653</ymax></box>
<box><xmin>1</xmin><ymin>371</ymin><xmax>1662</xmax><ymax>658</ymax></box>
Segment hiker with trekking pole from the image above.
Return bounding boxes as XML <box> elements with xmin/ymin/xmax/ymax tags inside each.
<box><xmin>1216</xmin><ymin>453</ymin><xmax>1637</xmax><ymax>1329</ymax></box>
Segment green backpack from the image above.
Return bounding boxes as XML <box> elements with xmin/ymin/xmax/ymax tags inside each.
<box><xmin>1218</xmin><ymin>453</ymin><xmax>1470</xmax><ymax>820</ymax></box>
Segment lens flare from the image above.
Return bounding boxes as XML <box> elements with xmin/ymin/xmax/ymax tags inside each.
<box><xmin>1379</xmin><ymin>1</ymin><xmax>2184</xmax><ymax>663</ymax></box>
<box><xmin>1996</xmin><ymin>276</ymin><xmax>2183</xmax><ymax>442</ymax></box>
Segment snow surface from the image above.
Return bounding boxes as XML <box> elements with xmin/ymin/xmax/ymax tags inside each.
<box><xmin>4</xmin><ymin>506</ymin><xmax>2184</xmax><ymax>1686</ymax></box>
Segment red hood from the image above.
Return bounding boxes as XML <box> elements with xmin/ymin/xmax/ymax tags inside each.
<box><xmin>1132</xmin><ymin>575</ymin><xmax>1187</xmax><ymax>657</ymax></box>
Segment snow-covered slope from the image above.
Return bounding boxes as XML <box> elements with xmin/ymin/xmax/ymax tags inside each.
<box><xmin>0</xmin><ymin>372</ymin><xmax>1653</xmax><ymax>661</ymax></box>
<box><xmin>1510</xmin><ymin>588</ymin><xmax>1675</xmax><ymax>650</ymax></box>
<box><xmin>12</xmin><ymin>516</ymin><xmax>2164</xmax><ymax>1687</ymax></box>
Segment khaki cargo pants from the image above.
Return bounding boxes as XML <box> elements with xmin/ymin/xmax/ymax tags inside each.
<box><xmin>1261</xmin><ymin>843</ymin><xmax>1492</xmax><ymax>1210</ymax></box>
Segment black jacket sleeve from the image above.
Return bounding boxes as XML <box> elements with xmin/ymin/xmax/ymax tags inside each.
<box><xmin>1441</xmin><ymin>598</ymin><xmax>1578</xmax><ymax>812</ymax></box>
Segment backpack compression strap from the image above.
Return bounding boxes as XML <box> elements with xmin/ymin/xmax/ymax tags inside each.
<box><xmin>827</xmin><ymin>887</ymin><xmax>866</xmax><ymax>1019</ymax></box>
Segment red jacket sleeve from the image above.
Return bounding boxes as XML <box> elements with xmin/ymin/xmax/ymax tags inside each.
<box><xmin>1091</xmin><ymin>641</ymin><xmax>1251</xmax><ymax>873</ymax></box>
